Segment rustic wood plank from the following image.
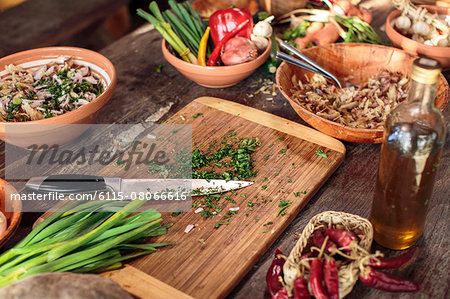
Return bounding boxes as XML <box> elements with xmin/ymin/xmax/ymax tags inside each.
<box><xmin>0</xmin><ymin>0</ymin><xmax>130</xmax><ymax>57</ymax></box>
<box><xmin>2</xmin><ymin>0</ymin><xmax>449</xmax><ymax>298</ymax></box>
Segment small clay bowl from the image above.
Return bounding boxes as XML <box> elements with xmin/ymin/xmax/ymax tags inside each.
<box><xmin>162</xmin><ymin>39</ymin><xmax>271</xmax><ymax>88</ymax></box>
<box><xmin>0</xmin><ymin>47</ymin><xmax>117</xmax><ymax>148</ymax></box>
<box><xmin>276</xmin><ymin>43</ymin><xmax>449</xmax><ymax>143</ymax></box>
<box><xmin>386</xmin><ymin>5</ymin><xmax>450</xmax><ymax>69</ymax></box>
<box><xmin>0</xmin><ymin>178</ymin><xmax>22</xmax><ymax>248</ymax></box>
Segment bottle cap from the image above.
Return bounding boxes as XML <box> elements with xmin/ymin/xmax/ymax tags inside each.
<box><xmin>410</xmin><ymin>58</ymin><xmax>441</xmax><ymax>84</ymax></box>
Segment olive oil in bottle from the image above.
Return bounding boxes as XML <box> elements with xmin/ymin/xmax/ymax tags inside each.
<box><xmin>369</xmin><ymin>58</ymin><xmax>446</xmax><ymax>250</ymax></box>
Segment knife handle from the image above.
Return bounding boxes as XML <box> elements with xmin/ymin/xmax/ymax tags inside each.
<box><xmin>26</xmin><ymin>174</ymin><xmax>107</xmax><ymax>194</ymax></box>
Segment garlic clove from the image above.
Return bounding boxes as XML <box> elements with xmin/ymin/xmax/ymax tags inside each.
<box><xmin>395</xmin><ymin>15</ymin><xmax>411</xmax><ymax>31</ymax></box>
<box><xmin>251</xmin><ymin>34</ymin><xmax>269</xmax><ymax>52</ymax></box>
<box><xmin>412</xmin><ymin>21</ymin><xmax>430</xmax><ymax>36</ymax></box>
<box><xmin>253</xmin><ymin>16</ymin><xmax>274</xmax><ymax>38</ymax></box>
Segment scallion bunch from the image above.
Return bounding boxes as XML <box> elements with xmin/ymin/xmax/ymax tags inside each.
<box><xmin>0</xmin><ymin>200</ymin><xmax>171</xmax><ymax>287</ymax></box>
<box><xmin>137</xmin><ymin>1</ymin><xmax>210</xmax><ymax>64</ymax></box>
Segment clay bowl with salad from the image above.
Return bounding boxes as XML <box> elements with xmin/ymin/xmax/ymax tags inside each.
<box><xmin>0</xmin><ymin>179</ymin><xmax>21</xmax><ymax>248</ymax></box>
<box><xmin>386</xmin><ymin>4</ymin><xmax>450</xmax><ymax>69</ymax></box>
<box><xmin>0</xmin><ymin>47</ymin><xmax>116</xmax><ymax>148</ymax></box>
<box><xmin>139</xmin><ymin>2</ymin><xmax>272</xmax><ymax>88</ymax></box>
<box><xmin>276</xmin><ymin>43</ymin><xmax>449</xmax><ymax>143</ymax></box>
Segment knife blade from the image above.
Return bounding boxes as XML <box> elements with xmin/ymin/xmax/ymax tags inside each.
<box><xmin>25</xmin><ymin>174</ymin><xmax>253</xmax><ymax>196</ymax></box>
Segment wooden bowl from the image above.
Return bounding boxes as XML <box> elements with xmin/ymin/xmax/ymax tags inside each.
<box><xmin>162</xmin><ymin>39</ymin><xmax>270</xmax><ymax>88</ymax></box>
<box><xmin>276</xmin><ymin>43</ymin><xmax>449</xmax><ymax>143</ymax></box>
<box><xmin>0</xmin><ymin>179</ymin><xmax>22</xmax><ymax>248</ymax></box>
<box><xmin>0</xmin><ymin>47</ymin><xmax>117</xmax><ymax>148</ymax></box>
<box><xmin>385</xmin><ymin>5</ymin><xmax>450</xmax><ymax>69</ymax></box>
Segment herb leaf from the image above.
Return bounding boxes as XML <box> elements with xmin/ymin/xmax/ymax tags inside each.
<box><xmin>315</xmin><ymin>148</ymin><xmax>328</xmax><ymax>158</ymax></box>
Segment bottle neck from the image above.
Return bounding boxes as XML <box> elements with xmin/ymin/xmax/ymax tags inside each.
<box><xmin>407</xmin><ymin>79</ymin><xmax>437</xmax><ymax>109</ymax></box>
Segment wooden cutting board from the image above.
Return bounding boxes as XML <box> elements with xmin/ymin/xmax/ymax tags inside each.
<box><xmin>36</xmin><ymin>97</ymin><xmax>345</xmax><ymax>299</ymax></box>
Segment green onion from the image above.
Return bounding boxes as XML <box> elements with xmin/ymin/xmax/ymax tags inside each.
<box><xmin>137</xmin><ymin>1</ymin><xmax>206</xmax><ymax>63</ymax></box>
<box><xmin>137</xmin><ymin>7</ymin><xmax>196</xmax><ymax>63</ymax></box>
<box><xmin>47</xmin><ymin>199</ymin><xmax>146</xmax><ymax>261</ymax></box>
<box><xmin>164</xmin><ymin>10</ymin><xmax>200</xmax><ymax>52</ymax></box>
<box><xmin>0</xmin><ymin>200</ymin><xmax>171</xmax><ymax>287</ymax></box>
<box><xmin>174</xmin><ymin>0</ymin><xmax>202</xmax><ymax>39</ymax></box>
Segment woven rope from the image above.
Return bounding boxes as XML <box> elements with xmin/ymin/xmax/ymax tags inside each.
<box><xmin>283</xmin><ymin>211</ymin><xmax>373</xmax><ymax>298</ymax></box>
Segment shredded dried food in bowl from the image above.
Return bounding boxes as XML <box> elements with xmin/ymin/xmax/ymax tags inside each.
<box><xmin>290</xmin><ymin>70</ymin><xmax>410</xmax><ymax>129</ymax></box>
<box><xmin>0</xmin><ymin>57</ymin><xmax>104</xmax><ymax>122</ymax></box>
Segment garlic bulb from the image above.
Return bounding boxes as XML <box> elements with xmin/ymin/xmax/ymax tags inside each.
<box><xmin>412</xmin><ymin>21</ymin><xmax>430</xmax><ymax>36</ymax></box>
<box><xmin>251</xmin><ymin>15</ymin><xmax>274</xmax><ymax>52</ymax></box>
<box><xmin>251</xmin><ymin>34</ymin><xmax>269</xmax><ymax>52</ymax></box>
<box><xmin>253</xmin><ymin>16</ymin><xmax>274</xmax><ymax>38</ymax></box>
<box><xmin>430</xmin><ymin>34</ymin><xmax>449</xmax><ymax>47</ymax></box>
<box><xmin>395</xmin><ymin>15</ymin><xmax>411</xmax><ymax>31</ymax></box>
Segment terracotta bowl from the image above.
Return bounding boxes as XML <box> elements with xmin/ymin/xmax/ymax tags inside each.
<box><xmin>161</xmin><ymin>39</ymin><xmax>271</xmax><ymax>88</ymax></box>
<box><xmin>386</xmin><ymin>5</ymin><xmax>450</xmax><ymax>69</ymax></box>
<box><xmin>0</xmin><ymin>178</ymin><xmax>21</xmax><ymax>248</ymax></box>
<box><xmin>0</xmin><ymin>47</ymin><xmax>117</xmax><ymax>148</ymax></box>
<box><xmin>276</xmin><ymin>43</ymin><xmax>449</xmax><ymax>143</ymax></box>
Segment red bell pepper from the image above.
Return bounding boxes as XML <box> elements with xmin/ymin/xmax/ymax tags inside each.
<box><xmin>209</xmin><ymin>7</ymin><xmax>253</xmax><ymax>47</ymax></box>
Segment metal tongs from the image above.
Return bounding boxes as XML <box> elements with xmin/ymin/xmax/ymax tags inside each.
<box><xmin>276</xmin><ymin>41</ymin><xmax>343</xmax><ymax>88</ymax></box>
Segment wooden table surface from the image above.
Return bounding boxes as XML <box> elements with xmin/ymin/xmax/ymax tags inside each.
<box><xmin>0</xmin><ymin>0</ymin><xmax>130</xmax><ymax>57</ymax></box>
<box><xmin>2</xmin><ymin>0</ymin><xmax>449</xmax><ymax>298</ymax></box>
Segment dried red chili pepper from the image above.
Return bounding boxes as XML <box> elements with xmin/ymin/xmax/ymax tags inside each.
<box><xmin>209</xmin><ymin>8</ymin><xmax>253</xmax><ymax>47</ymax></box>
<box><xmin>266</xmin><ymin>249</ymin><xmax>285</xmax><ymax>297</ymax></box>
<box><xmin>324</xmin><ymin>229</ymin><xmax>356</xmax><ymax>249</ymax></box>
<box><xmin>300</xmin><ymin>251</ymin><xmax>317</xmax><ymax>261</ymax></box>
<box><xmin>310</xmin><ymin>259</ymin><xmax>330</xmax><ymax>299</ymax></box>
<box><xmin>313</xmin><ymin>230</ymin><xmax>337</xmax><ymax>254</ymax></box>
<box><xmin>323</xmin><ymin>258</ymin><xmax>339</xmax><ymax>299</ymax></box>
<box><xmin>293</xmin><ymin>277</ymin><xmax>311</xmax><ymax>299</ymax></box>
<box><xmin>369</xmin><ymin>247</ymin><xmax>418</xmax><ymax>269</ymax></box>
<box><xmin>359</xmin><ymin>267</ymin><xmax>422</xmax><ymax>292</ymax></box>
<box><xmin>207</xmin><ymin>19</ymin><xmax>250</xmax><ymax>66</ymax></box>
<box><xmin>272</xmin><ymin>287</ymin><xmax>290</xmax><ymax>299</ymax></box>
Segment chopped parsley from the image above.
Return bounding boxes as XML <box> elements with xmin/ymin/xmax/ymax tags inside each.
<box><xmin>114</xmin><ymin>160</ymin><xmax>125</xmax><ymax>167</ymax></box>
<box><xmin>277</xmin><ymin>200</ymin><xmax>292</xmax><ymax>216</ymax></box>
<box><xmin>191</xmin><ymin>113</ymin><xmax>204</xmax><ymax>119</ymax></box>
<box><xmin>156</xmin><ymin>63</ymin><xmax>164</xmax><ymax>73</ymax></box>
<box><xmin>171</xmin><ymin>209</ymin><xmax>183</xmax><ymax>216</ymax></box>
<box><xmin>315</xmin><ymin>148</ymin><xmax>328</xmax><ymax>158</ymax></box>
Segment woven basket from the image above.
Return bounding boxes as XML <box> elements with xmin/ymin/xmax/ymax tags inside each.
<box><xmin>283</xmin><ymin>211</ymin><xmax>373</xmax><ymax>298</ymax></box>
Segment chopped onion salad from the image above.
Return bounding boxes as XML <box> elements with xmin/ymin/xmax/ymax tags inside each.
<box><xmin>0</xmin><ymin>58</ymin><xmax>104</xmax><ymax>122</ymax></box>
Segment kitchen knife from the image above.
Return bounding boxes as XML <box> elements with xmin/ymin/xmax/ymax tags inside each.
<box><xmin>25</xmin><ymin>174</ymin><xmax>253</xmax><ymax>196</ymax></box>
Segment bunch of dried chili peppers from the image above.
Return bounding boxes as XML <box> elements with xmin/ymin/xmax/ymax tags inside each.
<box><xmin>266</xmin><ymin>228</ymin><xmax>421</xmax><ymax>298</ymax></box>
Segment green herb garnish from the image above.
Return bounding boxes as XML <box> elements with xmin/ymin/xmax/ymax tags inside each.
<box><xmin>315</xmin><ymin>148</ymin><xmax>328</xmax><ymax>158</ymax></box>
<box><xmin>156</xmin><ymin>63</ymin><xmax>164</xmax><ymax>72</ymax></box>
<box><xmin>277</xmin><ymin>200</ymin><xmax>292</xmax><ymax>216</ymax></box>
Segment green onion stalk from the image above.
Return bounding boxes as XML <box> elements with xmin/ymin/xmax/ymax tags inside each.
<box><xmin>0</xmin><ymin>199</ymin><xmax>172</xmax><ymax>287</ymax></box>
<box><xmin>137</xmin><ymin>1</ymin><xmax>200</xmax><ymax>64</ymax></box>
<box><xmin>137</xmin><ymin>4</ymin><xmax>197</xmax><ymax>63</ymax></box>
